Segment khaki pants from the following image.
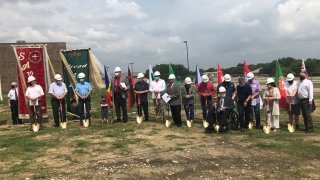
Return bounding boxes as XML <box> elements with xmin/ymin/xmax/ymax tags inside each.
<box><xmin>29</xmin><ymin>101</ymin><xmax>43</xmax><ymax>129</ymax></box>
<box><xmin>153</xmin><ymin>99</ymin><xmax>165</xmax><ymax>121</ymax></box>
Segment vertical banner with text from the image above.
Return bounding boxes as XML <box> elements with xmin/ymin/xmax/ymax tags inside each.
<box><xmin>16</xmin><ymin>47</ymin><xmax>47</xmax><ymax>118</ymax></box>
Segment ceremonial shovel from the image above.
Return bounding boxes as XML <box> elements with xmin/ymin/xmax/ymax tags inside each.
<box><xmin>263</xmin><ymin>100</ymin><xmax>271</xmax><ymax>134</ymax></box>
<box><xmin>214</xmin><ymin>98</ymin><xmax>220</xmax><ymax>132</ymax></box>
<box><xmin>83</xmin><ymin>104</ymin><xmax>90</xmax><ymax>127</ymax></box>
<box><xmin>165</xmin><ymin>106</ymin><xmax>173</xmax><ymax>128</ymax></box>
<box><xmin>186</xmin><ymin>103</ymin><xmax>193</xmax><ymax>128</ymax></box>
<box><xmin>136</xmin><ymin>94</ymin><xmax>143</xmax><ymax>124</ymax></box>
<box><xmin>155</xmin><ymin>93</ymin><xmax>161</xmax><ymax>123</ymax></box>
<box><xmin>32</xmin><ymin>100</ymin><xmax>40</xmax><ymax>132</ymax></box>
<box><xmin>203</xmin><ymin>97</ymin><xmax>209</xmax><ymax>128</ymax></box>
<box><xmin>59</xmin><ymin>100</ymin><xmax>67</xmax><ymax>129</ymax></box>
<box><xmin>287</xmin><ymin>98</ymin><xmax>295</xmax><ymax>133</ymax></box>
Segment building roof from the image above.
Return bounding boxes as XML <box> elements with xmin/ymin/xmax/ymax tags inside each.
<box><xmin>252</xmin><ymin>68</ymin><xmax>262</xmax><ymax>73</ymax></box>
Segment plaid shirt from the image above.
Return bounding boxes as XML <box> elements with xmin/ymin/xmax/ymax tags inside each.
<box><xmin>75</xmin><ymin>82</ymin><xmax>92</xmax><ymax>97</ymax></box>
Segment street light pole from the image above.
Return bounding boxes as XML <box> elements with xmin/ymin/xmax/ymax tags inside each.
<box><xmin>183</xmin><ymin>41</ymin><xmax>189</xmax><ymax>73</ymax></box>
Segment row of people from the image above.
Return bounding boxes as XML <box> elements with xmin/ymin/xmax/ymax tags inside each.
<box><xmin>7</xmin><ymin>67</ymin><xmax>314</xmax><ymax>133</ymax></box>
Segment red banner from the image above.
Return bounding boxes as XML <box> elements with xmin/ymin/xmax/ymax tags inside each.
<box><xmin>16</xmin><ymin>47</ymin><xmax>47</xmax><ymax>118</ymax></box>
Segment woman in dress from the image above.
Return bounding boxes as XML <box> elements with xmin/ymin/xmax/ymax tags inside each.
<box><xmin>263</xmin><ymin>78</ymin><xmax>281</xmax><ymax>132</ymax></box>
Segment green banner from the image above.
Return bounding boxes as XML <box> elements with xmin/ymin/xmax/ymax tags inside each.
<box><xmin>62</xmin><ymin>50</ymin><xmax>89</xmax><ymax>115</ymax></box>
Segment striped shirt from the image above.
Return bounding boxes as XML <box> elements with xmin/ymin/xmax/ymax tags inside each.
<box><xmin>49</xmin><ymin>82</ymin><xmax>68</xmax><ymax>98</ymax></box>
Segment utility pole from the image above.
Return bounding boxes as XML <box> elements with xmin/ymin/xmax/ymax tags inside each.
<box><xmin>183</xmin><ymin>41</ymin><xmax>189</xmax><ymax>73</ymax></box>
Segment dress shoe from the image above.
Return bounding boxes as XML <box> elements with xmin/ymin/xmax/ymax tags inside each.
<box><xmin>295</xmin><ymin>125</ymin><xmax>301</xmax><ymax>131</ymax></box>
<box><xmin>305</xmin><ymin>130</ymin><xmax>314</xmax><ymax>133</ymax></box>
<box><xmin>144</xmin><ymin>119</ymin><xmax>149</xmax><ymax>122</ymax></box>
<box><xmin>177</xmin><ymin>124</ymin><xmax>182</xmax><ymax>127</ymax></box>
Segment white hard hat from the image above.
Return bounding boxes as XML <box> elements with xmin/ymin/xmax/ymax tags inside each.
<box><xmin>54</xmin><ymin>74</ymin><xmax>62</xmax><ymax>80</ymax></box>
<box><xmin>287</xmin><ymin>73</ymin><xmax>294</xmax><ymax>81</ymax></box>
<box><xmin>224</xmin><ymin>74</ymin><xmax>231</xmax><ymax>82</ymax></box>
<box><xmin>201</xmin><ymin>75</ymin><xmax>209</xmax><ymax>82</ymax></box>
<box><xmin>137</xmin><ymin>73</ymin><xmax>144</xmax><ymax>78</ymax></box>
<box><xmin>114</xmin><ymin>67</ymin><xmax>121</xmax><ymax>72</ymax></box>
<box><xmin>28</xmin><ymin>76</ymin><xmax>36</xmax><ymax>82</ymax></box>
<box><xmin>185</xmin><ymin>77</ymin><xmax>192</xmax><ymax>84</ymax></box>
<box><xmin>78</xmin><ymin>72</ymin><xmax>85</xmax><ymax>78</ymax></box>
<box><xmin>154</xmin><ymin>71</ymin><xmax>160</xmax><ymax>76</ymax></box>
<box><xmin>219</xmin><ymin>86</ymin><xmax>226</xmax><ymax>93</ymax></box>
<box><xmin>168</xmin><ymin>74</ymin><xmax>175</xmax><ymax>79</ymax></box>
<box><xmin>247</xmin><ymin>72</ymin><xmax>254</xmax><ymax>80</ymax></box>
<box><xmin>266</xmin><ymin>78</ymin><xmax>274</xmax><ymax>84</ymax></box>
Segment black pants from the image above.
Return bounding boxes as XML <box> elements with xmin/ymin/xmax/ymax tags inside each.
<box><xmin>114</xmin><ymin>94</ymin><xmax>128</xmax><ymax>122</ymax></box>
<box><xmin>238</xmin><ymin>102</ymin><xmax>251</xmax><ymax>128</ymax></box>
<box><xmin>170</xmin><ymin>105</ymin><xmax>181</xmax><ymax>125</ymax></box>
<box><xmin>51</xmin><ymin>98</ymin><xmax>66</xmax><ymax>126</ymax></box>
<box><xmin>10</xmin><ymin>100</ymin><xmax>22</xmax><ymax>124</ymax></box>
<box><xmin>207</xmin><ymin>110</ymin><xmax>228</xmax><ymax>126</ymax></box>
<box><xmin>300</xmin><ymin>98</ymin><xmax>313</xmax><ymax>131</ymax></box>
<box><xmin>138</xmin><ymin>102</ymin><xmax>149</xmax><ymax>120</ymax></box>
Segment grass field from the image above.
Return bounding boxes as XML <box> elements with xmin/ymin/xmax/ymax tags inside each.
<box><xmin>0</xmin><ymin>88</ymin><xmax>320</xmax><ymax>179</ymax></box>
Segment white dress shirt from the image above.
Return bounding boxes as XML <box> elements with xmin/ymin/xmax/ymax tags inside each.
<box><xmin>284</xmin><ymin>81</ymin><xmax>299</xmax><ymax>104</ymax></box>
<box><xmin>25</xmin><ymin>85</ymin><xmax>44</xmax><ymax>106</ymax></box>
<box><xmin>49</xmin><ymin>82</ymin><xmax>68</xmax><ymax>98</ymax></box>
<box><xmin>298</xmin><ymin>79</ymin><xmax>313</xmax><ymax>101</ymax></box>
<box><xmin>8</xmin><ymin>88</ymin><xmax>19</xmax><ymax>100</ymax></box>
<box><xmin>149</xmin><ymin>79</ymin><xmax>166</xmax><ymax>99</ymax></box>
<box><xmin>220</xmin><ymin>98</ymin><xmax>225</xmax><ymax>111</ymax></box>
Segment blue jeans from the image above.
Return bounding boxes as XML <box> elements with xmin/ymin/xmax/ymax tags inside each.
<box><xmin>184</xmin><ymin>104</ymin><xmax>194</xmax><ymax>120</ymax></box>
<box><xmin>78</xmin><ymin>97</ymin><xmax>91</xmax><ymax>123</ymax></box>
<box><xmin>238</xmin><ymin>102</ymin><xmax>251</xmax><ymax>128</ymax></box>
<box><xmin>201</xmin><ymin>96</ymin><xmax>213</xmax><ymax>119</ymax></box>
<box><xmin>253</xmin><ymin>103</ymin><xmax>261</xmax><ymax>126</ymax></box>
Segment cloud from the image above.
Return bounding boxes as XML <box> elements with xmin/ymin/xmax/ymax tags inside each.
<box><xmin>18</xmin><ymin>27</ymin><xmax>49</xmax><ymax>42</ymax></box>
<box><xmin>167</xmin><ymin>36</ymin><xmax>181</xmax><ymax>43</ymax></box>
<box><xmin>104</xmin><ymin>0</ymin><xmax>148</xmax><ymax>19</ymax></box>
<box><xmin>84</xmin><ymin>28</ymin><xmax>119</xmax><ymax>40</ymax></box>
<box><xmin>240</xmin><ymin>37</ymin><xmax>252</xmax><ymax>42</ymax></box>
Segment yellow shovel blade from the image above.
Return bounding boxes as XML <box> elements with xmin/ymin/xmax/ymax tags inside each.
<box><xmin>155</xmin><ymin>116</ymin><xmax>162</xmax><ymax>123</ymax></box>
<box><xmin>214</xmin><ymin>123</ymin><xmax>220</xmax><ymax>132</ymax></box>
<box><xmin>32</xmin><ymin>123</ymin><xmax>40</xmax><ymax>132</ymax></box>
<box><xmin>83</xmin><ymin>119</ymin><xmax>89</xmax><ymax>127</ymax></box>
<box><xmin>288</xmin><ymin>123</ymin><xmax>295</xmax><ymax>133</ymax></box>
<box><xmin>249</xmin><ymin>121</ymin><xmax>254</xmax><ymax>129</ymax></box>
<box><xmin>203</xmin><ymin>120</ymin><xmax>209</xmax><ymax>128</ymax></box>
<box><xmin>60</xmin><ymin>122</ymin><xmax>67</xmax><ymax>129</ymax></box>
<box><xmin>263</xmin><ymin>125</ymin><xmax>271</xmax><ymax>134</ymax></box>
<box><xmin>187</xmin><ymin>120</ymin><xmax>193</xmax><ymax>127</ymax></box>
<box><xmin>136</xmin><ymin>116</ymin><xmax>143</xmax><ymax>124</ymax></box>
<box><xmin>165</xmin><ymin>120</ymin><xmax>172</xmax><ymax>128</ymax></box>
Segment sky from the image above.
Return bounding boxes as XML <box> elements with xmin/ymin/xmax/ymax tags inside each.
<box><xmin>1</xmin><ymin>0</ymin><xmax>320</xmax><ymax>73</ymax></box>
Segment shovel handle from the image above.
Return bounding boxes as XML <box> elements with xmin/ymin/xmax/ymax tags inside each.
<box><xmin>33</xmin><ymin>100</ymin><xmax>36</xmax><ymax>112</ymax></box>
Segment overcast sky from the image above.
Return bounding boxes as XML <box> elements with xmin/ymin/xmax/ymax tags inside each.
<box><xmin>1</xmin><ymin>0</ymin><xmax>320</xmax><ymax>73</ymax></box>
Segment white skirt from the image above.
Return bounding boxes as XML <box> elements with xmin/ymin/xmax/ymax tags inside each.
<box><xmin>267</xmin><ymin>115</ymin><xmax>279</xmax><ymax>129</ymax></box>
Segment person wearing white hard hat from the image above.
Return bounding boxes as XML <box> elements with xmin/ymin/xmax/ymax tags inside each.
<box><xmin>197</xmin><ymin>75</ymin><xmax>216</xmax><ymax>120</ymax></box>
<box><xmin>149</xmin><ymin>71</ymin><xmax>166</xmax><ymax>122</ymax></box>
<box><xmin>134</xmin><ymin>73</ymin><xmax>149</xmax><ymax>121</ymax></box>
<box><xmin>298</xmin><ymin>71</ymin><xmax>314</xmax><ymax>133</ymax></box>
<box><xmin>284</xmin><ymin>73</ymin><xmax>301</xmax><ymax>130</ymax></box>
<box><xmin>25</xmin><ymin>76</ymin><xmax>45</xmax><ymax>131</ymax></box>
<box><xmin>75</xmin><ymin>72</ymin><xmax>93</xmax><ymax>126</ymax></box>
<box><xmin>49</xmin><ymin>74</ymin><xmax>68</xmax><ymax>127</ymax></box>
<box><xmin>217</xmin><ymin>74</ymin><xmax>236</xmax><ymax>98</ymax></box>
<box><xmin>181</xmin><ymin>77</ymin><xmax>195</xmax><ymax>122</ymax></box>
<box><xmin>7</xmin><ymin>82</ymin><xmax>22</xmax><ymax>125</ymax></box>
<box><xmin>207</xmin><ymin>86</ymin><xmax>234</xmax><ymax>132</ymax></box>
<box><xmin>110</xmin><ymin>67</ymin><xmax>130</xmax><ymax>123</ymax></box>
<box><xmin>245</xmin><ymin>72</ymin><xmax>262</xmax><ymax>129</ymax></box>
<box><xmin>233</xmin><ymin>77</ymin><xmax>252</xmax><ymax>132</ymax></box>
<box><xmin>263</xmin><ymin>78</ymin><xmax>281</xmax><ymax>132</ymax></box>
<box><xmin>166</xmin><ymin>74</ymin><xmax>182</xmax><ymax>127</ymax></box>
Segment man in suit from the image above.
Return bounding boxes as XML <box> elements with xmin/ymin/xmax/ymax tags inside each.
<box><xmin>110</xmin><ymin>67</ymin><xmax>130</xmax><ymax>123</ymax></box>
<box><xmin>181</xmin><ymin>77</ymin><xmax>195</xmax><ymax>121</ymax></box>
<box><xmin>166</xmin><ymin>74</ymin><xmax>182</xmax><ymax>127</ymax></box>
<box><xmin>207</xmin><ymin>87</ymin><xmax>234</xmax><ymax>132</ymax></box>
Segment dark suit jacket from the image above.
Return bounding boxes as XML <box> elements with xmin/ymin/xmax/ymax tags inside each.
<box><xmin>110</xmin><ymin>76</ymin><xmax>130</xmax><ymax>100</ymax></box>
<box><xmin>166</xmin><ymin>83</ymin><xmax>181</xmax><ymax>106</ymax></box>
<box><xmin>216</xmin><ymin>96</ymin><xmax>234</xmax><ymax>110</ymax></box>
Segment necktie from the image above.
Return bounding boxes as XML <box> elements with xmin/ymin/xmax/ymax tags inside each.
<box><xmin>170</xmin><ymin>85</ymin><xmax>172</xmax><ymax>91</ymax></box>
<box><xmin>15</xmin><ymin>89</ymin><xmax>17</xmax><ymax>100</ymax></box>
<box><xmin>115</xmin><ymin>78</ymin><xmax>118</xmax><ymax>91</ymax></box>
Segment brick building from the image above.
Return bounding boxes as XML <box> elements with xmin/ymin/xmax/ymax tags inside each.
<box><xmin>0</xmin><ymin>42</ymin><xmax>66</xmax><ymax>93</ymax></box>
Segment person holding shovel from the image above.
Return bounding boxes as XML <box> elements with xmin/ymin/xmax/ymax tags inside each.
<box><xmin>181</xmin><ymin>77</ymin><xmax>195</xmax><ymax>123</ymax></box>
<box><xmin>149</xmin><ymin>71</ymin><xmax>166</xmax><ymax>122</ymax></box>
<box><xmin>166</xmin><ymin>74</ymin><xmax>181</xmax><ymax>127</ymax></box>
<box><xmin>263</xmin><ymin>78</ymin><xmax>281</xmax><ymax>132</ymax></box>
<box><xmin>49</xmin><ymin>74</ymin><xmax>68</xmax><ymax>128</ymax></box>
<box><xmin>134</xmin><ymin>73</ymin><xmax>150</xmax><ymax>121</ymax></box>
<box><xmin>197</xmin><ymin>75</ymin><xmax>216</xmax><ymax>120</ymax></box>
<box><xmin>25</xmin><ymin>76</ymin><xmax>44</xmax><ymax>131</ymax></box>
<box><xmin>284</xmin><ymin>73</ymin><xmax>300</xmax><ymax>130</ymax></box>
